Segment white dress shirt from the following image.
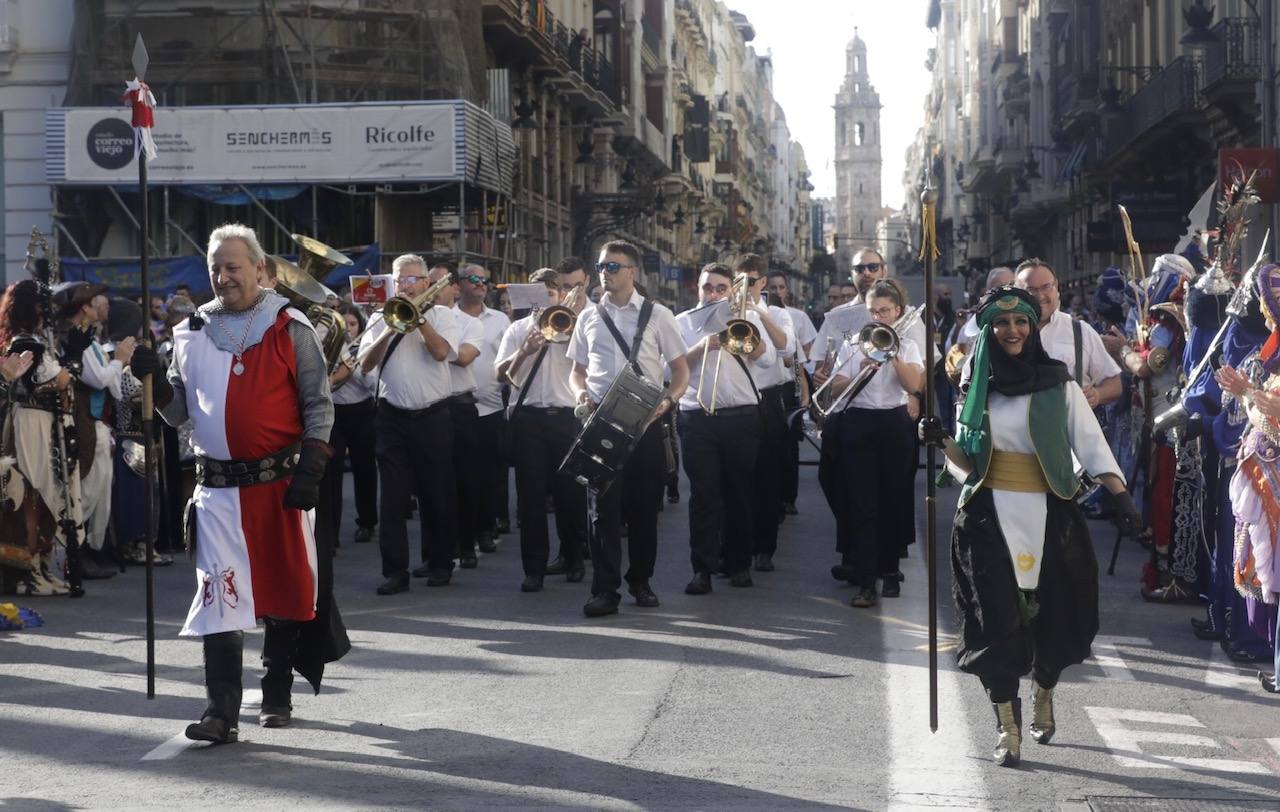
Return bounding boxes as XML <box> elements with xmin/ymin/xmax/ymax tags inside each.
<box><xmin>360</xmin><ymin>306</ymin><xmax>458</xmax><ymax>409</ymax></box>
<box><xmin>80</xmin><ymin>340</ymin><xmax>129</xmax><ymax>400</ymax></box>
<box><xmin>1039</xmin><ymin>308</ymin><xmax>1121</xmax><ymax>387</ymax></box>
<box><xmin>496</xmin><ymin>314</ymin><xmax>577</xmax><ymax>409</ymax></box>
<box><xmin>566</xmin><ymin>289</ymin><xmax>687</xmax><ymax>402</ymax></box>
<box><xmin>676</xmin><ymin>307</ymin><xmax>774</xmax><ymax>411</ymax></box>
<box><xmin>834</xmin><ymin>335</ymin><xmax>923</xmax><ymax>410</ymax></box>
<box><xmin>811</xmin><ymin>301</ymin><xmax>871</xmax><ymax>371</ymax></box>
<box><xmin>453</xmin><ymin>305</ymin><xmax>509</xmax><ymax>414</ymax></box>
<box><xmin>755</xmin><ymin>303</ymin><xmax>796</xmax><ymax>388</ymax></box>
<box><xmin>448</xmin><ymin>309</ymin><xmax>485</xmax><ymax>396</ymax></box>
<box><xmin>787</xmin><ymin>306</ymin><xmax>817</xmax><ymax>350</ymax></box>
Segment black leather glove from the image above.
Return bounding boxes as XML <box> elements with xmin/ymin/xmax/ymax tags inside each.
<box><xmin>1106</xmin><ymin>489</ymin><xmax>1144</xmax><ymax>536</ymax></box>
<box><xmin>128</xmin><ymin>345</ymin><xmax>174</xmax><ymax>407</ymax></box>
<box><xmin>283</xmin><ymin>440</ymin><xmax>332</xmax><ymax>511</ymax></box>
<box><xmin>61</xmin><ymin>326</ymin><xmax>95</xmax><ymax>366</ymax></box>
<box><xmin>918</xmin><ymin>415</ymin><xmax>948</xmax><ymax>446</ymax></box>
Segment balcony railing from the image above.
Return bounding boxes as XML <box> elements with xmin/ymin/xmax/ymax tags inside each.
<box><xmin>1130</xmin><ymin>56</ymin><xmax>1203</xmax><ymax>138</ymax></box>
<box><xmin>642</xmin><ymin>19</ymin><xmax>661</xmax><ymax>61</ymax></box>
<box><xmin>1203</xmin><ymin>17</ymin><xmax>1261</xmax><ymax>88</ymax></box>
<box><xmin>511</xmin><ymin>0</ymin><xmax>619</xmax><ymax>107</ymax></box>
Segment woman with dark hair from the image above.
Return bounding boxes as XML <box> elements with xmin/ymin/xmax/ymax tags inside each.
<box><xmin>815</xmin><ymin>278</ymin><xmax>924</xmax><ymax>608</ymax></box>
<box><xmin>921</xmin><ymin>285</ymin><xmax>1141</xmax><ymax>767</ymax></box>
<box><xmin>324</xmin><ymin>302</ymin><xmax>378</xmax><ymax>545</ymax></box>
<box><xmin>0</xmin><ymin>280</ymin><xmax>84</xmax><ymax>596</ymax></box>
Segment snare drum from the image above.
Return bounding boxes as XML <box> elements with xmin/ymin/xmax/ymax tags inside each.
<box><xmin>558</xmin><ymin>365</ymin><xmax>665</xmax><ymax>492</ymax></box>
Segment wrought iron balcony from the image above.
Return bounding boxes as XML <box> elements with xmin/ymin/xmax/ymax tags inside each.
<box><xmin>1129</xmin><ymin>56</ymin><xmax>1203</xmax><ymax>141</ymax></box>
<box><xmin>1202</xmin><ymin>17</ymin><xmax>1261</xmax><ymax>91</ymax></box>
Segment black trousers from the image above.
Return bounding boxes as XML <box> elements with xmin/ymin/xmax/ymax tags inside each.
<box><xmin>818</xmin><ymin>410</ymin><xmax>847</xmax><ymax>532</ymax></box>
<box><xmin>780</xmin><ymin>383</ymin><xmax>801</xmax><ymax>504</ymax></box>
<box><xmin>449</xmin><ymin>398</ymin><xmax>483</xmax><ymax>557</ymax></box>
<box><xmin>512</xmin><ymin>407</ymin><xmax>587</xmax><ymax>575</ymax></box>
<box><xmin>375</xmin><ymin>401</ymin><xmax>456</xmax><ymax>577</ymax></box>
<box><xmin>328</xmin><ymin>399</ymin><xmax>379</xmax><ymax>537</ymax></box>
<box><xmin>752</xmin><ymin>384</ymin><xmax>788</xmax><ymax>556</ymax></box>
<box><xmin>591</xmin><ymin>421</ymin><xmax>665</xmax><ymax>596</ymax></box>
<box><xmin>980</xmin><ymin>664</ymin><xmax>1062</xmax><ymax>704</ymax></box>
<box><xmin>475</xmin><ymin>411</ymin><xmax>509</xmax><ymax>531</ymax></box>
<box><xmin>678</xmin><ymin>408</ymin><xmax>760</xmax><ymax>575</ymax></box>
<box><xmin>662</xmin><ymin>409</ymin><xmax>680</xmax><ymax>499</ymax></box>
<box><xmin>836</xmin><ymin>405</ymin><xmax>915</xmax><ymax>588</ymax></box>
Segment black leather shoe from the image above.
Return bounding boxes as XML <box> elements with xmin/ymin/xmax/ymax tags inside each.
<box><xmin>566</xmin><ymin>566</ymin><xmax>585</xmax><ymax>583</ymax></box>
<box><xmin>753</xmin><ymin>554</ymin><xmax>774</xmax><ymax>572</ymax></box>
<box><xmin>495</xmin><ymin>518</ymin><xmax>511</xmax><ymax>534</ymax></box>
<box><xmin>1260</xmin><ymin>671</ymin><xmax>1279</xmax><ymax>694</ymax></box>
<box><xmin>545</xmin><ymin>556</ymin><xmax>567</xmax><ymax>575</ymax></box>
<box><xmin>477</xmin><ymin>535</ymin><xmax>498</xmax><ymax>554</ymax></box>
<box><xmin>685</xmin><ymin>572</ymin><xmax>712</xmax><ymax>595</ymax></box>
<box><xmin>185</xmin><ymin>715</ymin><xmax>238</xmax><ymax>744</ymax></box>
<box><xmin>1227</xmin><ymin>646</ymin><xmax>1264</xmax><ymax>664</ymax></box>
<box><xmin>583</xmin><ymin>592</ymin><xmax>621</xmax><ymax>617</ymax></box>
<box><xmin>1190</xmin><ymin>617</ymin><xmax>1224</xmax><ymax>641</ymax></box>
<box><xmin>521</xmin><ymin>575</ymin><xmax>543</xmax><ymax>593</ymax></box>
<box><xmin>830</xmin><ymin>564</ymin><xmax>857</xmax><ymax>583</ymax></box>
<box><xmin>880</xmin><ymin>575</ymin><xmax>901</xmax><ymax>598</ymax></box>
<box><xmin>729</xmin><ymin>571</ymin><xmax>753</xmax><ymax>588</ymax></box>
<box><xmin>426</xmin><ymin>569</ymin><xmax>452</xmax><ymax>587</ymax></box>
<box><xmin>629</xmin><ymin>581</ymin><xmax>660</xmax><ymax>607</ymax></box>
<box><xmin>258</xmin><ymin>705</ymin><xmax>291</xmax><ymax>728</ymax></box>
<box><xmin>411</xmin><ymin>564</ymin><xmax>432</xmax><ymax>578</ymax></box>
<box><xmin>376</xmin><ymin>573</ymin><xmax>409</xmax><ymax>595</ymax></box>
<box><xmin>850</xmin><ymin>587</ymin><xmax>877</xmax><ymax>608</ymax></box>
<box><xmin>353</xmin><ymin>526</ymin><xmax>375</xmax><ymax>544</ymax></box>
<box><xmin>459</xmin><ymin>555</ymin><xmax>479</xmax><ymax>569</ymax></box>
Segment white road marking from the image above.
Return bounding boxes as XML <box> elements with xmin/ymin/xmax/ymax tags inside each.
<box><xmin>141</xmin><ymin>733</ymin><xmax>197</xmax><ymax>761</ymax></box>
<box><xmin>1204</xmin><ymin>642</ymin><xmax>1262</xmax><ymax>690</ymax></box>
<box><xmin>1084</xmin><ymin>635</ymin><xmax>1151</xmax><ymax>682</ymax></box>
<box><xmin>1269</xmin><ymin>738</ymin><xmax>1280</xmax><ymax>757</ymax></box>
<box><xmin>1084</xmin><ymin>706</ymin><xmax>1271</xmax><ymax>774</ymax></box>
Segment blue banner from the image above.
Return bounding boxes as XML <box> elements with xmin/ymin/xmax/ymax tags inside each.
<box><xmin>59</xmin><ymin>243</ymin><xmax>381</xmax><ymax>298</ymax></box>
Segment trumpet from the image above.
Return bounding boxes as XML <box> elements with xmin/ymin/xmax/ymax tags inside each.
<box><xmin>697</xmin><ymin>273</ymin><xmax>763</xmax><ymax>414</ymax></box>
<box><xmin>383</xmin><ymin>274</ymin><xmax>454</xmax><ymax>333</ymax></box>
<box><xmin>811</xmin><ymin>304</ymin><xmax>922</xmax><ymax>418</ymax></box>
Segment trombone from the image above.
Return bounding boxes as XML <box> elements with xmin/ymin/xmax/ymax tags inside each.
<box><xmin>697</xmin><ymin>273</ymin><xmax>763</xmax><ymax>414</ymax></box>
<box><xmin>536</xmin><ymin>304</ymin><xmax>576</xmax><ymax>343</ymax></box>
<box><xmin>383</xmin><ymin>273</ymin><xmax>455</xmax><ymax>333</ymax></box>
<box><xmin>811</xmin><ymin>304</ymin><xmax>923</xmax><ymax>417</ymax></box>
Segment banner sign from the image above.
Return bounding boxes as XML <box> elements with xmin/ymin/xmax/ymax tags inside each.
<box><xmin>48</xmin><ymin>102</ymin><xmax>463</xmax><ymax>185</ymax></box>
<box><xmin>1220</xmin><ymin>148</ymin><xmax>1280</xmax><ymax>204</ymax></box>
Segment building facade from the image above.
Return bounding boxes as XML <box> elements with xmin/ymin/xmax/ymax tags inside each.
<box><xmin>833</xmin><ymin>30</ymin><xmax>883</xmax><ymax>270</ymax></box>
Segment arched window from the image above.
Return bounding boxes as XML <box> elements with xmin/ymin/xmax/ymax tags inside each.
<box><xmin>854</xmin><ymin>123</ymin><xmax>865</xmax><ymax>146</ymax></box>
<box><xmin>840</xmin><ymin>121</ymin><xmax>847</xmax><ymax>145</ymax></box>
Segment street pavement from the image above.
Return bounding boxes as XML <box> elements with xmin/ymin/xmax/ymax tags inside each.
<box><xmin>3</xmin><ymin>452</ymin><xmax>1280</xmax><ymax>811</ymax></box>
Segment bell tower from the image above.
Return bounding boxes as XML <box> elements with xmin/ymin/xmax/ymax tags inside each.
<box><xmin>833</xmin><ymin>29</ymin><xmax>883</xmax><ymax>271</ymax></box>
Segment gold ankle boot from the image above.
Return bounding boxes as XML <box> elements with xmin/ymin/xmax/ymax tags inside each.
<box><xmin>1029</xmin><ymin>684</ymin><xmax>1055</xmax><ymax>744</ymax></box>
<box><xmin>992</xmin><ymin>698</ymin><xmax>1022</xmax><ymax>767</ymax></box>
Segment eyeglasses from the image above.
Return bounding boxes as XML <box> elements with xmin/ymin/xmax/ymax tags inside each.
<box><xmin>1025</xmin><ymin>281</ymin><xmax>1057</xmax><ymax>296</ymax></box>
<box><xmin>701</xmin><ymin>283</ymin><xmax>730</xmax><ymax>294</ymax></box>
<box><xmin>397</xmin><ymin>275</ymin><xmax>421</xmax><ymax>286</ymax></box>
<box><xmin>461</xmin><ymin>274</ymin><xmax>491</xmax><ymax>286</ymax></box>
<box><xmin>852</xmin><ymin>262</ymin><xmax>883</xmax><ymax>274</ymax></box>
<box><xmin>596</xmin><ymin>261</ymin><xmax>636</xmax><ymax>274</ymax></box>
<box><xmin>745</xmin><ymin>275</ymin><xmax>762</xmax><ymax>284</ymax></box>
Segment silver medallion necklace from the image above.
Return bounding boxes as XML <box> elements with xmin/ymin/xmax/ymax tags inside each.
<box><xmin>211</xmin><ymin>293</ymin><xmax>265</xmax><ymax>376</ymax></box>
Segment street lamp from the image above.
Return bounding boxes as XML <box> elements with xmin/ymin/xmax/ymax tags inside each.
<box><xmin>1180</xmin><ymin>1</ymin><xmax>1218</xmax><ymax>47</ymax></box>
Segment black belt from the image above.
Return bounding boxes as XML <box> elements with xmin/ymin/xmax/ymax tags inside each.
<box><xmin>378</xmin><ymin>399</ymin><xmax>447</xmax><ymax>419</ymax></box>
<box><xmin>516</xmin><ymin>405</ymin><xmax>573</xmax><ymax>417</ymax></box>
<box><xmin>762</xmin><ymin>383</ymin><xmax>790</xmax><ymax>396</ymax></box>
<box><xmin>680</xmin><ymin>405</ymin><xmax>759</xmax><ymax>418</ymax></box>
<box><xmin>196</xmin><ymin>443</ymin><xmax>300</xmax><ymax>488</ymax></box>
<box><xmin>448</xmin><ymin>392</ymin><xmax>478</xmax><ymax>406</ymax></box>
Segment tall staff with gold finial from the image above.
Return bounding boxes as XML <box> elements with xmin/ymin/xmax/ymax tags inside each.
<box><xmin>919</xmin><ymin>151</ymin><xmax>941</xmax><ymax>733</ymax></box>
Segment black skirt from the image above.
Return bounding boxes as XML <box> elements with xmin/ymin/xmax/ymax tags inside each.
<box><xmin>950</xmin><ymin>488</ymin><xmax>1099</xmax><ymax>683</ymax></box>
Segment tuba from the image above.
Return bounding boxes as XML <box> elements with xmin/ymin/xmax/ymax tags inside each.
<box><xmin>270</xmin><ymin>234</ymin><xmax>353</xmax><ymax>370</ymax></box>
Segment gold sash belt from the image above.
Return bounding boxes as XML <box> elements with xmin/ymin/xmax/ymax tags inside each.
<box><xmin>985</xmin><ymin>450</ymin><xmax>1050</xmax><ymax>493</ymax></box>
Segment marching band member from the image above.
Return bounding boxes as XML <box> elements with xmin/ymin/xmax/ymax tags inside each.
<box><xmin>567</xmin><ymin>240</ymin><xmax>689</xmax><ymax>617</ymax></box>
<box><xmin>496</xmin><ymin>268</ymin><xmax>588</xmax><ymax>592</ymax></box>
<box><xmin>130</xmin><ymin>223</ymin><xmax>343</xmax><ymax>743</ymax></box>
<box><xmin>767</xmin><ymin>270</ymin><xmax>815</xmax><ymax>517</ymax></box>
<box><xmin>436</xmin><ymin>270</ymin><xmax>486</xmax><ymax>569</ymax></box>
<box><xmin>359</xmin><ymin>256</ymin><xmax>460</xmax><ymax>595</ymax></box>
<box><xmin>738</xmin><ymin>255</ymin><xmax>795</xmax><ymax>571</ymax></box>
<box><xmin>815</xmin><ymin>280</ymin><xmax>923</xmax><ymax>607</ymax></box>
<box><xmin>922</xmin><ymin>285</ymin><xmax>1140</xmax><ymax>767</ymax></box>
<box><xmin>678</xmin><ymin>263</ymin><xmax>774</xmax><ymax>595</ymax></box>
<box><xmin>325</xmin><ymin>303</ymin><xmax>378</xmax><ymax>546</ymax></box>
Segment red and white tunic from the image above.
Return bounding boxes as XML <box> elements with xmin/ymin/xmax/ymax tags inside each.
<box><xmin>173</xmin><ymin>308</ymin><xmax>318</xmax><ymax>636</ymax></box>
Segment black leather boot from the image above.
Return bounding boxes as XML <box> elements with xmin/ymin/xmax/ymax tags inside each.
<box><xmin>260</xmin><ymin>618</ymin><xmax>299</xmax><ymax>727</ymax></box>
<box><xmin>185</xmin><ymin>631</ymin><xmax>243</xmax><ymax>743</ymax></box>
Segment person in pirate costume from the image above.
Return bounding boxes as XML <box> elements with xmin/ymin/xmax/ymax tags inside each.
<box><xmin>128</xmin><ymin>223</ymin><xmax>349</xmax><ymax>744</ymax></box>
<box><xmin>1218</xmin><ymin>262</ymin><xmax>1280</xmax><ymax>690</ymax></box>
<box><xmin>1118</xmin><ymin>255</ymin><xmax>1199</xmax><ymax>602</ymax></box>
<box><xmin>920</xmin><ymin>285</ymin><xmax>1141</xmax><ymax>768</ymax></box>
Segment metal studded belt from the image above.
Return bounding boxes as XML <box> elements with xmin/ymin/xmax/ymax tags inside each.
<box><xmin>195</xmin><ymin>443</ymin><xmax>301</xmax><ymax>488</ymax></box>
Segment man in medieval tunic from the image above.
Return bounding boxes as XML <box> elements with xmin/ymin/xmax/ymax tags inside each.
<box><xmin>129</xmin><ymin>223</ymin><xmax>343</xmax><ymax>744</ymax></box>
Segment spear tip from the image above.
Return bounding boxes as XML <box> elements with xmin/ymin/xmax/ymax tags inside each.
<box><xmin>131</xmin><ymin>33</ymin><xmax>149</xmax><ymax>80</ymax></box>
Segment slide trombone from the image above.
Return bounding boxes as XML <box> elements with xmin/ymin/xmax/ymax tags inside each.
<box><xmin>697</xmin><ymin>273</ymin><xmax>762</xmax><ymax>414</ymax></box>
<box><xmin>811</xmin><ymin>304</ymin><xmax>923</xmax><ymax>418</ymax></box>
<box><xmin>383</xmin><ymin>273</ymin><xmax>455</xmax><ymax>333</ymax></box>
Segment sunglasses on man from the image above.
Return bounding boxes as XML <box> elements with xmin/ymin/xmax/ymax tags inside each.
<box><xmin>460</xmin><ymin>274</ymin><xmax>490</xmax><ymax>286</ymax></box>
<box><xmin>596</xmin><ymin>261</ymin><xmax>636</xmax><ymax>274</ymax></box>
<box><xmin>852</xmin><ymin>262</ymin><xmax>883</xmax><ymax>274</ymax></box>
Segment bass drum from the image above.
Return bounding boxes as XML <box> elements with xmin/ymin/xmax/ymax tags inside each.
<box><xmin>558</xmin><ymin>365</ymin><xmax>665</xmax><ymax>493</ymax></box>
